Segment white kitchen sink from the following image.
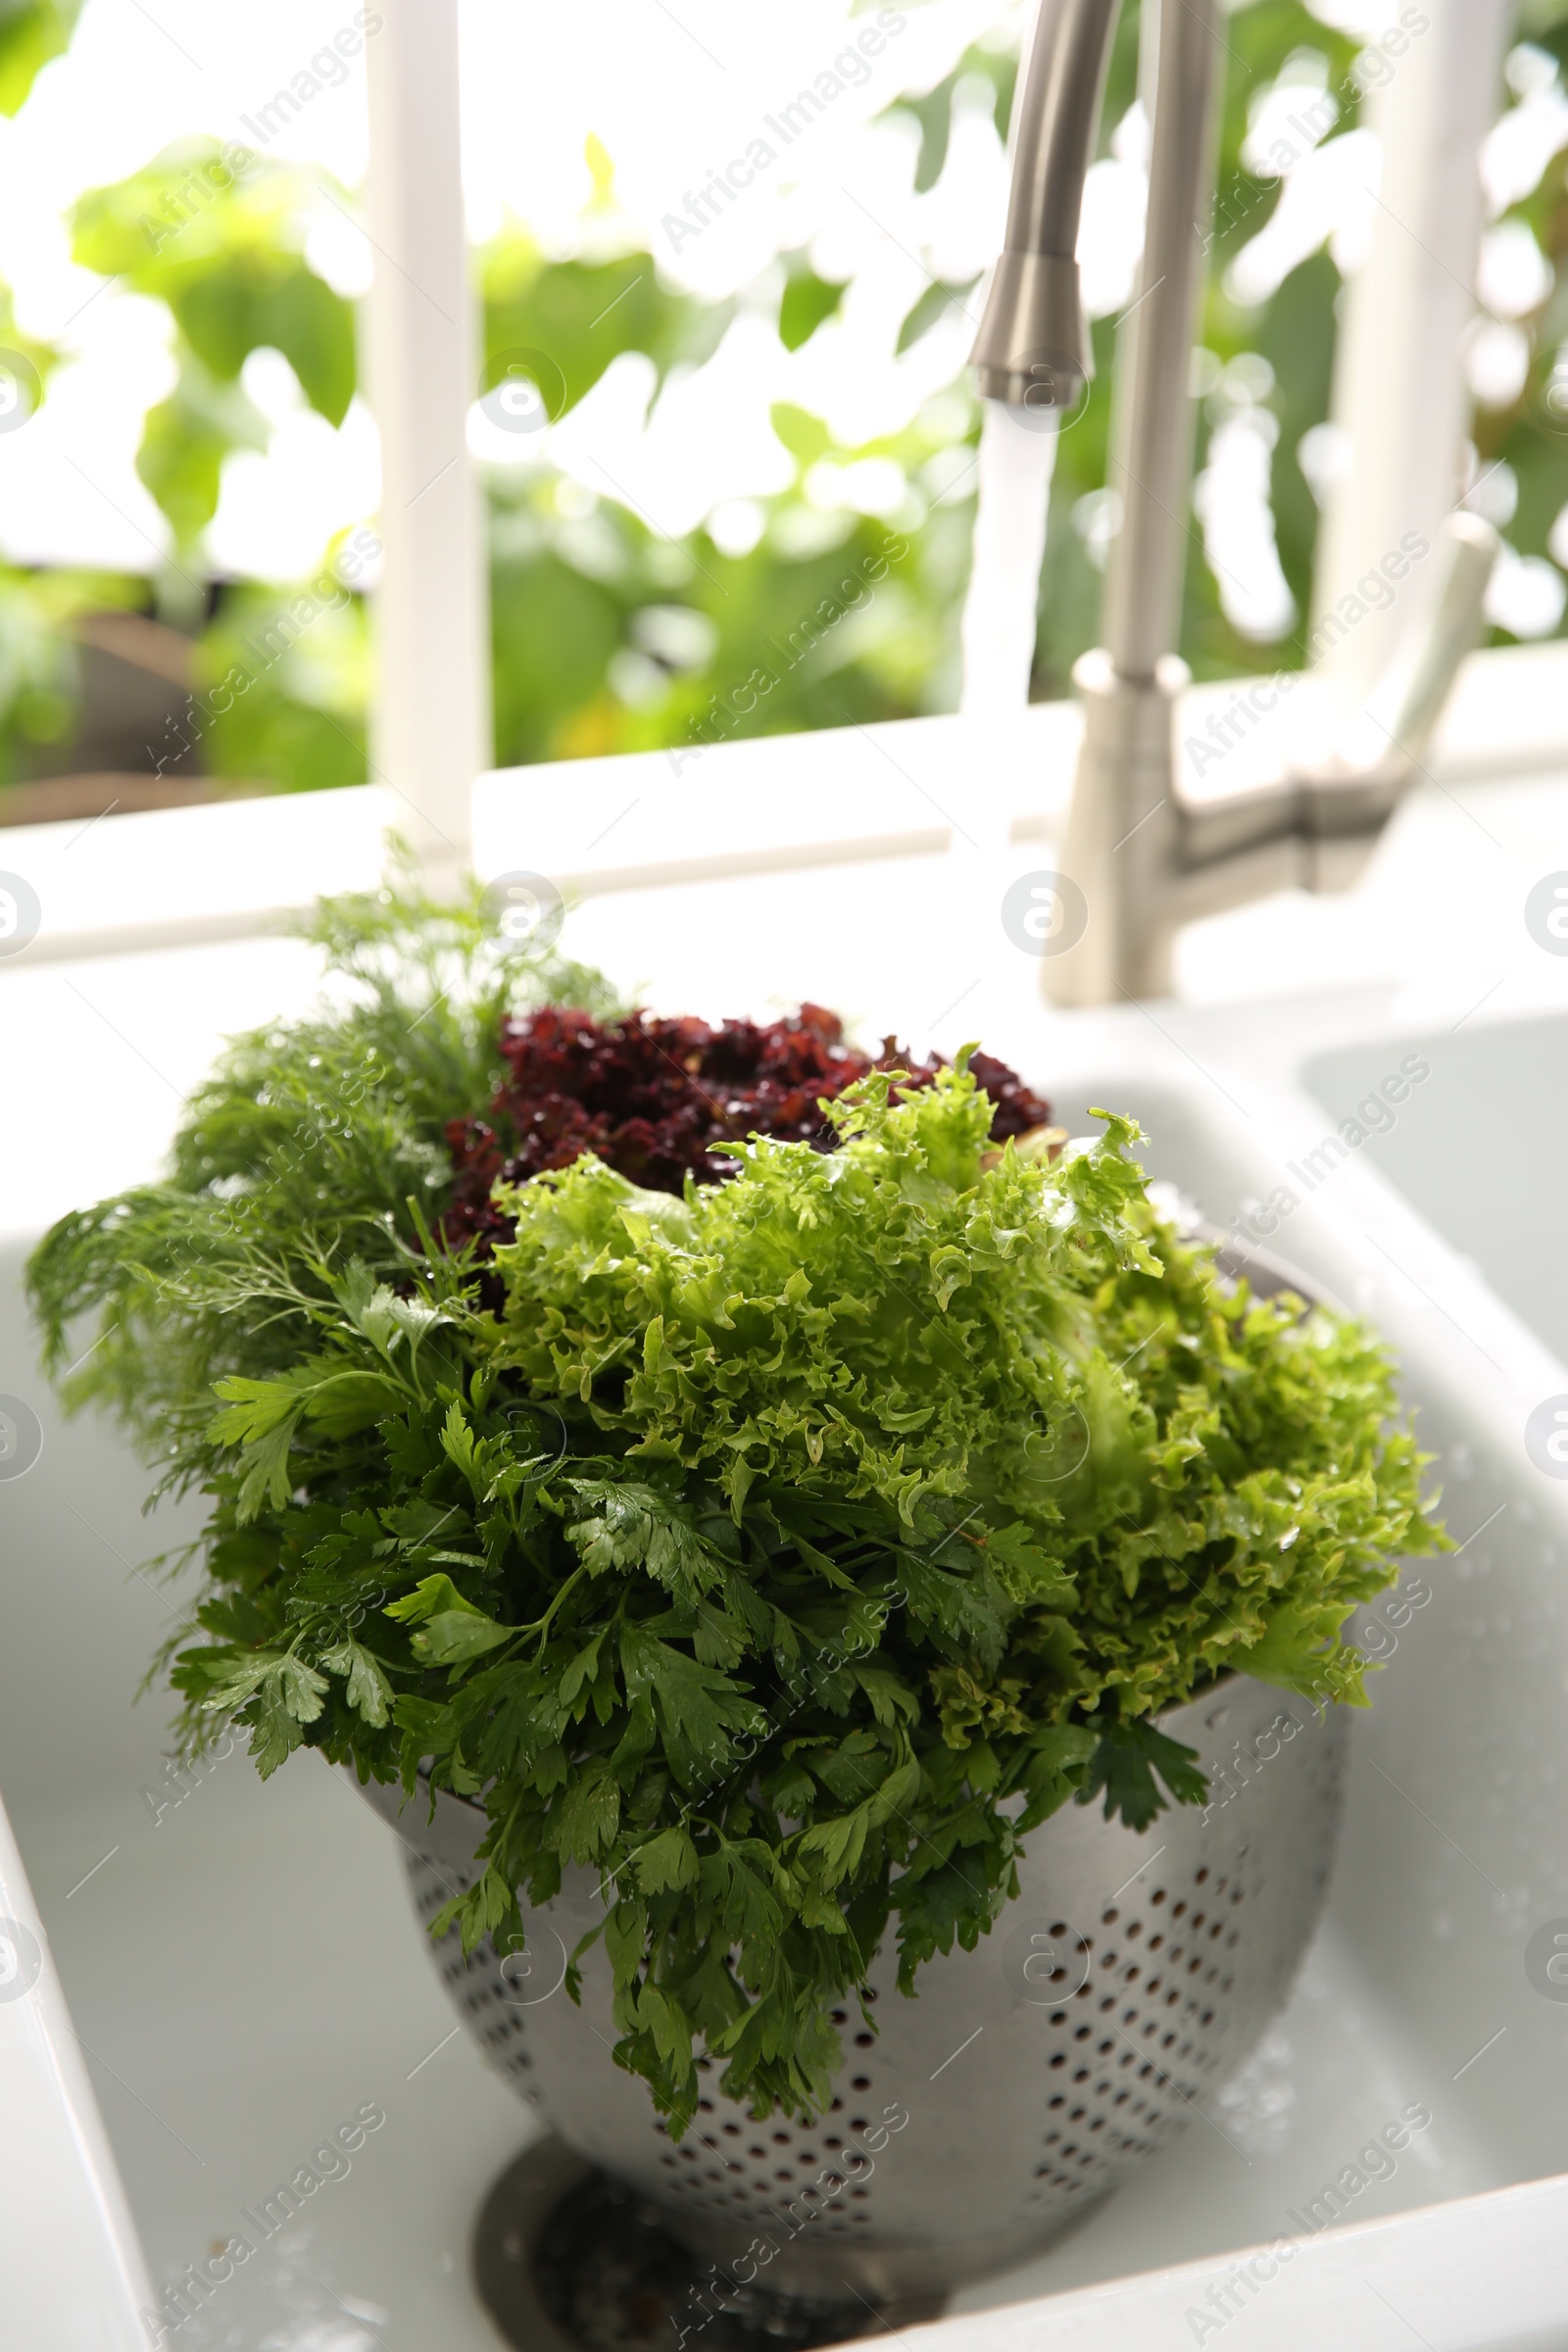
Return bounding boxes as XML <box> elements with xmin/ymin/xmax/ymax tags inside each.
<box><xmin>1304</xmin><ymin>1010</ymin><xmax>1568</xmax><ymax>1364</ymax></box>
<box><xmin>5</xmin><ymin>712</ymin><xmax>1568</xmax><ymax>2350</ymax></box>
<box><xmin>5</xmin><ymin>1036</ymin><xmax>1568</xmax><ymax>2352</ymax></box>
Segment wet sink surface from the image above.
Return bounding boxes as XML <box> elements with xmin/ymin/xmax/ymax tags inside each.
<box><xmin>1304</xmin><ymin>1012</ymin><xmax>1568</xmax><ymax>1366</ymax></box>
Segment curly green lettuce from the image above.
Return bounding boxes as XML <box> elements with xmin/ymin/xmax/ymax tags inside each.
<box><xmin>485</xmin><ymin>1068</ymin><xmax>1437</xmax><ymax>1731</ymax></box>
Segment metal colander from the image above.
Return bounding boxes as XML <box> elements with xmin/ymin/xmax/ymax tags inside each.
<box><xmin>360</xmin><ymin>1671</ymin><xmax>1346</xmax><ymax>2301</ymax></box>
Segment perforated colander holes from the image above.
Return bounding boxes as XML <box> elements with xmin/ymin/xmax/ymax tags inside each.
<box><xmin>409</xmin><ymin>1872</ymin><xmax>876</xmax><ymax>2241</ymax></box>
<box><xmin>648</xmin><ymin>2089</ymin><xmax>877</xmax><ymax>2231</ymax></box>
<box><xmin>1021</xmin><ymin>1871</ymin><xmax>1250</xmax><ymax>2186</ymax></box>
<box><xmin>407</xmin><ymin>1856</ymin><xmax>548</xmax><ymax>2089</ymax></box>
<box><xmin>1048</xmin><ymin>1888</ymin><xmax>1236</xmax><ymax>2054</ymax></box>
<box><xmin>637</xmin><ymin>1992</ymin><xmax>888</xmax><ymax>2228</ymax></box>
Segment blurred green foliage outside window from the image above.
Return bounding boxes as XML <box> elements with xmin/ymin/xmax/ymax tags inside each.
<box><xmin>5</xmin><ymin>2</ymin><xmax>1568</xmax><ymax>810</ymax></box>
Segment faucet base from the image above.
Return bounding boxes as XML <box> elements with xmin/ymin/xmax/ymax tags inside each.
<box><xmin>1044</xmin><ymin>651</ymin><xmax>1187</xmax><ymax>1007</ymax></box>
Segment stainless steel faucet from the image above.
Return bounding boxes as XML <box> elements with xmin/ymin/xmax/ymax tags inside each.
<box><xmin>971</xmin><ymin>0</ymin><xmax>1497</xmax><ymax>1004</ymax></box>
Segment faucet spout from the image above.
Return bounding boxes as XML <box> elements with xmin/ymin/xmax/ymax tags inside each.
<box><xmin>969</xmin><ymin>0</ymin><xmax>1121</xmax><ymax>414</ymax></box>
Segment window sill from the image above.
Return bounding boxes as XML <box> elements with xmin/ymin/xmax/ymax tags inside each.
<box><xmin>2</xmin><ymin>639</ymin><xmax>1566</xmax><ymax>969</ymax></box>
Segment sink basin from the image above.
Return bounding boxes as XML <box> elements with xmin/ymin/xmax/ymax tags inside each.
<box><xmin>6</xmin><ymin>988</ymin><xmax>1568</xmax><ymax>2349</ymax></box>
<box><xmin>0</xmin><ymin>1782</ymin><xmax>154</xmax><ymax>2348</ymax></box>
<box><xmin>5</xmin><ymin>717</ymin><xmax>1568</xmax><ymax>2349</ymax></box>
<box><xmin>1304</xmin><ymin>1011</ymin><xmax>1568</xmax><ymax>1363</ymax></box>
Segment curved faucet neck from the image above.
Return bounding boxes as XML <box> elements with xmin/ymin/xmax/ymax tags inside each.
<box><xmin>1100</xmin><ymin>0</ymin><xmax>1225</xmax><ymax>679</ymax></box>
<box><xmin>970</xmin><ymin>0</ymin><xmax>1224</xmax><ymax>669</ymax></box>
<box><xmin>970</xmin><ymin>0</ymin><xmax>1122</xmax><ymax>412</ymax></box>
